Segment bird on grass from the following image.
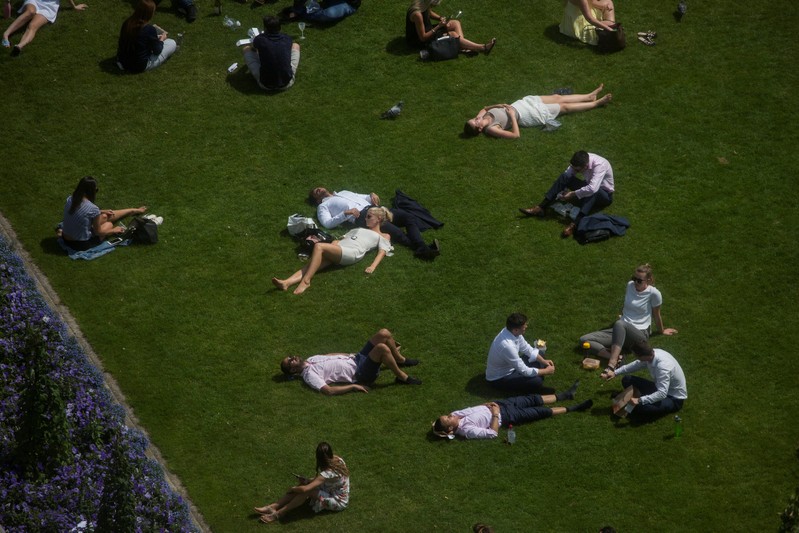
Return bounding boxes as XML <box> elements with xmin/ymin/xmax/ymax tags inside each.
<box><xmin>381</xmin><ymin>101</ymin><xmax>404</xmax><ymax>119</ymax></box>
<box><xmin>675</xmin><ymin>1</ymin><xmax>687</xmax><ymax>21</ymax></box>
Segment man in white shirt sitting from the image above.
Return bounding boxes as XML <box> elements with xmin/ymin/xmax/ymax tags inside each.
<box><xmin>280</xmin><ymin>328</ymin><xmax>422</xmax><ymax>395</ymax></box>
<box><xmin>308</xmin><ymin>187</ymin><xmax>439</xmax><ymax>260</ymax></box>
<box><xmin>485</xmin><ymin>313</ymin><xmax>556</xmax><ymax>393</ymax></box>
<box><xmin>601</xmin><ymin>340</ymin><xmax>687</xmax><ymax>421</ymax></box>
<box><xmin>519</xmin><ymin>150</ymin><xmax>615</xmax><ymax>238</ymax></box>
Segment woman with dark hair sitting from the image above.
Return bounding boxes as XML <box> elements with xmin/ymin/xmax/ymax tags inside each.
<box><xmin>406</xmin><ymin>0</ymin><xmax>495</xmax><ymax>55</ymax></box>
<box><xmin>60</xmin><ymin>176</ymin><xmax>147</xmax><ymax>251</ymax></box>
<box><xmin>116</xmin><ymin>0</ymin><xmax>177</xmax><ymax>73</ymax></box>
<box><xmin>254</xmin><ymin>442</ymin><xmax>350</xmax><ymax>524</ymax></box>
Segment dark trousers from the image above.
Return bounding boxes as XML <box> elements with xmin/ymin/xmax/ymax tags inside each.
<box><xmin>497</xmin><ymin>394</ymin><xmax>553</xmax><ymax>426</ymax></box>
<box><xmin>487</xmin><ymin>360</ymin><xmax>547</xmax><ymax>393</ymax></box>
<box><xmin>541</xmin><ymin>172</ymin><xmax>613</xmax><ymax>220</ymax></box>
<box><xmin>622</xmin><ymin>375</ymin><xmax>684</xmax><ymax>421</ymax></box>
<box><xmin>356</xmin><ymin>207</ymin><xmax>430</xmax><ymax>254</ymax></box>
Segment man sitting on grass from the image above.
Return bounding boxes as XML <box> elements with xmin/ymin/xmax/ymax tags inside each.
<box><xmin>242</xmin><ymin>16</ymin><xmax>300</xmax><ymax>91</ymax></box>
<box><xmin>485</xmin><ymin>312</ymin><xmax>555</xmax><ymax>393</ymax></box>
<box><xmin>280</xmin><ymin>328</ymin><xmax>422</xmax><ymax>395</ymax></box>
<box><xmin>432</xmin><ymin>381</ymin><xmax>592</xmax><ymax>440</ymax></box>
<box><xmin>601</xmin><ymin>339</ymin><xmax>687</xmax><ymax>421</ymax></box>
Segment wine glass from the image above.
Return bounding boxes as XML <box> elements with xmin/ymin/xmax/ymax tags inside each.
<box><xmin>298</xmin><ymin>22</ymin><xmax>306</xmax><ymax>39</ymax></box>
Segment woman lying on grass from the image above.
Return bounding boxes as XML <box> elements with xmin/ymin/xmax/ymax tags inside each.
<box><xmin>272</xmin><ymin>207</ymin><xmax>393</xmax><ymax>294</ymax></box>
<box><xmin>463</xmin><ymin>84</ymin><xmax>611</xmax><ymax>138</ymax></box>
<box><xmin>254</xmin><ymin>442</ymin><xmax>349</xmax><ymax>524</ymax></box>
<box><xmin>59</xmin><ymin>176</ymin><xmax>147</xmax><ymax>251</ymax></box>
<box><xmin>2</xmin><ymin>0</ymin><xmax>87</xmax><ymax>56</ymax></box>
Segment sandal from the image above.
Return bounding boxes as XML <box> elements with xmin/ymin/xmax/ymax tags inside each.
<box><xmin>637</xmin><ymin>35</ymin><xmax>655</xmax><ymax>46</ymax></box>
<box><xmin>11</xmin><ymin>45</ymin><xmax>21</xmax><ymax>57</ymax></box>
<box><xmin>483</xmin><ymin>37</ymin><xmax>496</xmax><ymax>55</ymax></box>
<box><xmin>637</xmin><ymin>30</ymin><xmax>657</xmax><ymax>39</ymax></box>
<box><xmin>1</xmin><ymin>38</ymin><xmax>9</xmax><ymax>48</ymax></box>
<box><xmin>259</xmin><ymin>512</ymin><xmax>278</xmax><ymax>524</ymax></box>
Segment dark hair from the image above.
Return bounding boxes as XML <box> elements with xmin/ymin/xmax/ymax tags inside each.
<box><xmin>599</xmin><ymin>527</ymin><xmax>617</xmax><ymax>533</ymax></box>
<box><xmin>315</xmin><ymin>442</ymin><xmax>333</xmax><ymax>472</ymax></box>
<box><xmin>263</xmin><ymin>15</ymin><xmax>281</xmax><ymax>33</ymax></box>
<box><xmin>69</xmin><ymin>176</ymin><xmax>99</xmax><ymax>215</ymax></box>
<box><xmin>463</xmin><ymin>121</ymin><xmax>479</xmax><ymax>137</ymax></box>
<box><xmin>122</xmin><ymin>0</ymin><xmax>156</xmax><ymax>51</ymax></box>
<box><xmin>631</xmin><ymin>340</ymin><xmax>654</xmax><ymax>358</ymax></box>
<box><xmin>280</xmin><ymin>357</ymin><xmax>293</xmax><ymax>375</ymax></box>
<box><xmin>570</xmin><ymin>150</ymin><xmax>589</xmax><ymax>168</ymax></box>
<box><xmin>308</xmin><ymin>188</ymin><xmax>319</xmax><ymax>205</ymax></box>
<box><xmin>473</xmin><ymin>524</ymin><xmax>495</xmax><ymax>533</ymax></box>
<box><xmin>506</xmin><ymin>312</ymin><xmax>528</xmax><ymax>330</ymax></box>
<box><xmin>433</xmin><ymin>418</ymin><xmax>446</xmax><ymax>433</ymax></box>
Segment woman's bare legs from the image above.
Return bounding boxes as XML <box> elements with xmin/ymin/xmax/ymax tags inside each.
<box><xmin>444</xmin><ymin>20</ymin><xmax>495</xmax><ymax>53</ymax></box>
<box><xmin>294</xmin><ymin>243</ymin><xmax>342</xmax><ymax>294</ymax></box>
<box><xmin>16</xmin><ymin>13</ymin><xmax>48</xmax><ymax>50</ymax></box>
<box><xmin>104</xmin><ymin>206</ymin><xmax>147</xmax><ymax>223</ymax></box>
<box><xmin>591</xmin><ymin>0</ymin><xmax>615</xmax><ymax>22</ymax></box>
<box><xmin>540</xmin><ymin>86</ymin><xmax>612</xmax><ymax>115</ymax></box>
<box><xmin>3</xmin><ymin>5</ymin><xmax>36</xmax><ymax>43</ymax></box>
<box><xmin>257</xmin><ymin>488</ymin><xmax>319</xmax><ymax>523</ymax></box>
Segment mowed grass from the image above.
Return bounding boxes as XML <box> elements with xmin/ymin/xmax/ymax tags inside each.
<box><xmin>1</xmin><ymin>0</ymin><xmax>798</xmax><ymax>531</ymax></box>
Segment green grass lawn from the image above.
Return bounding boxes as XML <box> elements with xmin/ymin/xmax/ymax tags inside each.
<box><xmin>2</xmin><ymin>0</ymin><xmax>798</xmax><ymax>531</ymax></box>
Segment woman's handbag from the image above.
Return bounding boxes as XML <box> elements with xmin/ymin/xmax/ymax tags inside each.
<box><xmin>427</xmin><ymin>35</ymin><xmax>460</xmax><ymax>61</ymax></box>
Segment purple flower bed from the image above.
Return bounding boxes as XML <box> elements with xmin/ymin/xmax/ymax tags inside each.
<box><xmin>0</xmin><ymin>237</ymin><xmax>197</xmax><ymax>532</ymax></box>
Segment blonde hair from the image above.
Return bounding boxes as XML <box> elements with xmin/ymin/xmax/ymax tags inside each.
<box><xmin>367</xmin><ymin>206</ymin><xmax>393</xmax><ymax>224</ymax></box>
<box><xmin>635</xmin><ymin>263</ymin><xmax>654</xmax><ymax>284</ymax></box>
<box><xmin>409</xmin><ymin>0</ymin><xmax>439</xmax><ymax>13</ymax></box>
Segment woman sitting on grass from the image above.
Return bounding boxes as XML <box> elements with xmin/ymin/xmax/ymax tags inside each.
<box><xmin>580</xmin><ymin>263</ymin><xmax>678</xmax><ymax>373</ymax></box>
<box><xmin>463</xmin><ymin>84</ymin><xmax>612</xmax><ymax>138</ymax></box>
<box><xmin>254</xmin><ymin>442</ymin><xmax>349</xmax><ymax>524</ymax></box>
<box><xmin>272</xmin><ymin>207</ymin><xmax>393</xmax><ymax>295</ymax></box>
<box><xmin>60</xmin><ymin>176</ymin><xmax>147</xmax><ymax>251</ymax></box>
<box><xmin>2</xmin><ymin>0</ymin><xmax>87</xmax><ymax>57</ymax></box>
<box><xmin>116</xmin><ymin>0</ymin><xmax>177</xmax><ymax>73</ymax></box>
<box><xmin>405</xmin><ymin>0</ymin><xmax>495</xmax><ymax>55</ymax></box>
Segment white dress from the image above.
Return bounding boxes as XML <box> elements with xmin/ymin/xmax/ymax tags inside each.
<box><xmin>337</xmin><ymin>228</ymin><xmax>393</xmax><ymax>266</ymax></box>
<box><xmin>21</xmin><ymin>0</ymin><xmax>60</xmax><ymax>23</ymax></box>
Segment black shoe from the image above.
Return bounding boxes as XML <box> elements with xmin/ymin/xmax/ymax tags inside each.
<box><xmin>186</xmin><ymin>4</ymin><xmax>198</xmax><ymax>22</ymax></box>
<box><xmin>568</xmin><ymin>399</ymin><xmax>593</xmax><ymax>412</ymax></box>
<box><xmin>396</xmin><ymin>375</ymin><xmax>422</xmax><ymax>385</ymax></box>
<box><xmin>11</xmin><ymin>45</ymin><xmax>21</xmax><ymax>57</ymax></box>
<box><xmin>399</xmin><ymin>358</ymin><xmax>420</xmax><ymax>367</ymax></box>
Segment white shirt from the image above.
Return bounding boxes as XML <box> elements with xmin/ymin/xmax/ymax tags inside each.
<box><xmin>301</xmin><ymin>355</ymin><xmax>357</xmax><ymax>391</ymax></box>
<box><xmin>453</xmin><ymin>405</ymin><xmax>500</xmax><ymax>440</ymax></box>
<box><xmin>615</xmin><ymin>349</ymin><xmax>688</xmax><ymax>404</ymax></box>
<box><xmin>317</xmin><ymin>190</ymin><xmax>372</xmax><ymax>229</ymax></box>
<box><xmin>567</xmin><ymin>153</ymin><xmax>615</xmax><ymax>199</ymax></box>
<box><xmin>621</xmin><ymin>281</ymin><xmax>663</xmax><ymax>330</ymax></box>
<box><xmin>485</xmin><ymin>328</ymin><xmax>539</xmax><ymax>381</ymax></box>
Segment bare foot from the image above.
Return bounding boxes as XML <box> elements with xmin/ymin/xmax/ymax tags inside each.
<box><xmin>293</xmin><ymin>281</ymin><xmax>310</xmax><ymax>295</ymax></box>
<box><xmin>597</xmin><ymin>93</ymin><xmax>612</xmax><ymax>106</ymax></box>
<box><xmin>254</xmin><ymin>505</ymin><xmax>276</xmax><ymax>514</ymax></box>
<box><xmin>271</xmin><ymin>277</ymin><xmax>288</xmax><ymax>291</ymax></box>
<box><xmin>590</xmin><ymin>83</ymin><xmax>605</xmax><ymax>100</ymax></box>
<box><xmin>259</xmin><ymin>512</ymin><xmax>279</xmax><ymax>524</ymax></box>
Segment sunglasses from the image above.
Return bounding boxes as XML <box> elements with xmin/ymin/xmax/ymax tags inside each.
<box><xmin>632</xmin><ymin>276</ymin><xmax>647</xmax><ymax>284</ymax></box>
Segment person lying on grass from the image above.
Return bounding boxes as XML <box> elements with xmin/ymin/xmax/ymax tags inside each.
<box><xmin>280</xmin><ymin>328</ymin><xmax>422</xmax><ymax>394</ymax></box>
<box><xmin>463</xmin><ymin>85</ymin><xmax>611</xmax><ymax>139</ymax></box>
<box><xmin>59</xmin><ymin>176</ymin><xmax>147</xmax><ymax>251</ymax></box>
<box><xmin>432</xmin><ymin>382</ymin><xmax>591</xmax><ymax>440</ymax></box>
<box><xmin>254</xmin><ymin>442</ymin><xmax>349</xmax><ymax>524</ymax></box>
<box><xmin>272</xmin><ymin>207</ymin><xmax>392</xmax><ymax>295</ymax></box>
<box><xmin>2</xmin><ymin>0</ymin><xmax>87</xmax><ymax>57</ymax></box>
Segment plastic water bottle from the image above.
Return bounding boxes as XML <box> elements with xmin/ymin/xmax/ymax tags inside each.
<box><xmin>507</xmin><ymin>425</ymin><xmax>516</xmax><ymax>445</ymax></box>
<box><xmin>674</xmin><ymin>415</ymin><xmax>683</xmax><ymax>438</ymax></box>
<box><xmin>223</xmin><ymin>15</ymin><xmax>240</xmax><ymax>29</ymax></box>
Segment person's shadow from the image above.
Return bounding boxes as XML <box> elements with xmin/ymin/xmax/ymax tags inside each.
<box><xmin>99</xmin><ymin>57</ymin><xmax>127</xmax><ymax>76</ymax></box>
<box><xmin>385</xmin><ymin>36</ymin><xmax>417</xmax><ymax>57</ymax></box>
<box><xmin>543</xmin><ymin>23</ymin><xmax>612</xmax><ymax>55</ymax></box>
<box><xmin>40</xmin><ymin>237</ymin><xmax>67</xmax><ymax>256</ymax></box>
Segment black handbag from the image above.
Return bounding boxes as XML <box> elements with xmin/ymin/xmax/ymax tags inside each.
<box><xmin>427</xmin><ymin>35</ymin><xmax>460</xmax><ymax>61</ymax></box>
<box><xmin>299</xmin><ymin>228</ymin><xmax>334</xmax><ymax>254</ymax></box>
<box><xmin>122</xmin><ymin>216</ymin><xmax>159</xmax><ymax>244</ymax></box>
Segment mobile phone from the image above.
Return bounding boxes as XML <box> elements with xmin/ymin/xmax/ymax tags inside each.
<box><xmin>107</xmin><ymin>237</ymin><xmax>123</xmax><ymax>246</ymax></box>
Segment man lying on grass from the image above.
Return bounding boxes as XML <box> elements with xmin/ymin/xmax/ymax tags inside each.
<box><xmin>432</xmin><ymin>381</ymin><xmax>591</xmax><ymax>440</ymax></box>
<box><xmin>280</xmin><ymin>328</ymin><xmax>421</xmax><ymax>394</ymax></box>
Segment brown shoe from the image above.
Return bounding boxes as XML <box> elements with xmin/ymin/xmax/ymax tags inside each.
<box><xmin>519</xmin><ymin>205</ymin><xmax>544</xmax><ymax>217</ymax></box>
<box><xmin>561</xmin><ymin>222</ymin><xmax>577</xmax><ymax>238</ymax></box>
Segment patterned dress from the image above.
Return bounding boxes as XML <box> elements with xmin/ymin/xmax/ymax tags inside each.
<box><xmin>310</xmin><ymin>457</ymin><xmax>350</xmax><ymax>512</ymax></box>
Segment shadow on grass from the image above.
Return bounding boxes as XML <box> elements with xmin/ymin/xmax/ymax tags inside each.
<box><xmin>248</xmin><ymin>505</ymin><xmax>319</xmax><ymax>526</ymax></box>
<box><xmin>464</xmin><ymin>373</ymin><xmax>556</xmax><ymax>398</ymax></box>
<box><xmin>99</xmin><ymin>57</ymin><xmax>126</xmax><ymax>76</ymax></box>
<box><xmin>543</xmin><ymin>23</ymin><xmax>617</xmax><ymax>56</ymax></box>
<box><xmin>39</xmin><ymin>237</ymin><xmax>67</xmax><ymax>256</ymax></box>
<box><xmin>385</xmin><ymin>36</ymin><xmax>416</xmax><ymax>57</ymax></box>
